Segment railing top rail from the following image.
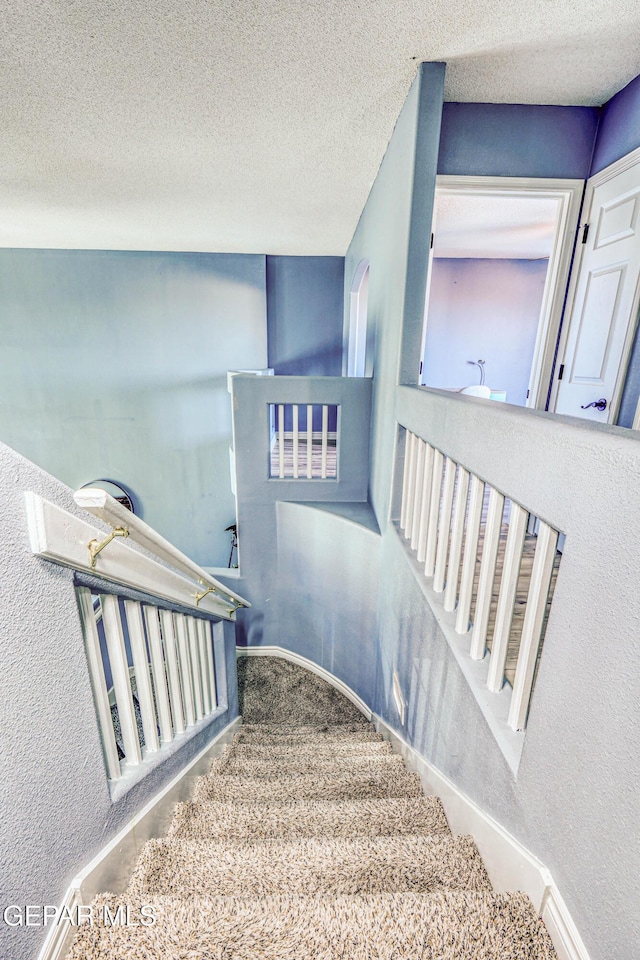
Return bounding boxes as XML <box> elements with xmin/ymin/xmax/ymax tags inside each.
<box><xmin>231</xmin><ymin>373</ymin><xmax>372</xmax><ymax>404</ymax></box>
<box><xmin>74</xmin><ymin>488</ymin><xmax>248</xmax><ymax>609</ymax></box>
<box><xmin>397</xmin><ymin>384</ymin><xmax>640</xmax><ymax>537</ymax></box>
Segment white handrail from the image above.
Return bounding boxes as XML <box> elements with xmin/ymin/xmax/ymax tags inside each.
<box><xmin>26</xmin><ymin>492</ymin><xmax>245</xmax><ymax>621</ymax></box>
<box><xmin>73</xmin><ymin>488</ymin><xmax>249</xmax><ymax>610</ymax></box>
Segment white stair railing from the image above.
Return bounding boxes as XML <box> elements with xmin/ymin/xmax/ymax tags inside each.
<box><xmin>25</xmin><ymin>490</ymin><xmax>246</xmax><ymax>782</ymax></box>
<box><xmin>77</xmin><ymin>589</ymin><xmax>228</xmax><ymax>781</ymax></box>
<box><xmin>399</xmin><ymin>428</ymin><xmax>561</xmax><ymax>731</ymax></box>
<box><xmin>269</xmin><ymin>402</ymin><xmax>339</xmax><ymax>479</ymax></box>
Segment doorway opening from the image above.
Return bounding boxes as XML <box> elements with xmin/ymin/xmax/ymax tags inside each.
<box><xmin>419</xmin><ymin>177</ymin><xmax>583</xmax><ymax>409</ymax></box>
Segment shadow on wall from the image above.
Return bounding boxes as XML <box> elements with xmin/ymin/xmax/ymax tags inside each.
<box><xmin>269</xmin><ymin>345</ymin><xmax>345</xmax><ymax>377</ymax></box>
<box><xmin>266</xmin><ymin>255</ymin><xmax>345</xmax><ymax>377</ymax></box>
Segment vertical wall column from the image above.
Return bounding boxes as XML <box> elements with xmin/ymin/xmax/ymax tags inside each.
<box><xmin>399</xmin><ymin>62</ymin><xmax>446</xmax><ymax>386</ymax></box>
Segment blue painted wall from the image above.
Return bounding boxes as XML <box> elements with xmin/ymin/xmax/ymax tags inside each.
<box><xmin>266</xmin><ymin>255</ymin><xmax>345</xmax><ymax>376</ymax></box>
<box><xmin>438</xmin><ymin>103</ymin><xmax>599</xmax><ymax>179</ymax></box>
<box><xmin>423</xmin><ymin>258</ymin><xmax>549</xmax><ymax>406</ymax></box>
<box><xmin>591</xmin><ymin>73</ymin><xmax>640</xmax><ymax>175</ymax></box>
<box><xmin>0</xmin><ymin>249</ymin><xmax>267</xmax><ymax>566</ymax></box>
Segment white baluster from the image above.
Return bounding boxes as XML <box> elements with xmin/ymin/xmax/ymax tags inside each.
<box><xmin>77</xmin><ymin>588</ymin><xmax>121</xmax><ymax>780</ymax></box>
<box><xmin>212</xmin><ymin>621</ymin><xmax>226</xmax><ymax>708</ymax></box>
<box><xmin>141</xmin><ymin>605</ymin><xmax>173</xmax><ymax>744</ymax></box>
<box><xmin>278</xmin><ymin>404</ymin><xmax>285</xmax><ymax>478</ymax></box>
<box><xmin>203</xmin><ymin>619</ymin><xmax>218</xmax><ymax>709</ymax></box>
<box><xmin>401</xmin><ymin>432</ymin><xmax>416</xmax><ymax>534</ymax></box>
<box><xmin>187</xmin><ymin>616</ymin><xmax>204</xmax><ymax>720</ymax></box>
<box><xmin>487</xmin><ymin>503</ymin><xmax>527</xmax><ymax>692</ymax></box>
<box><xmin>508</xmin><ymin>521</ymin><xmax>558</xmax><ymax>731</ymax></box>
<box><xmin>124</xmin><ymin>601</ymin><xmax>161</xmax><ymax>752</ymax></box>
<box><xmin>455</xmin><ymin>474</ymin><xmax>485</xmax><ymax>635</ymax></box>
<box><xmin>174</xmin><ymin>613</ymin><xmax>196</xmax><ymax>727</ymax></box>
<box><xmin>416</xmin><ymin>443</ymin><xmax>434</xmax><ymax>563</ymax></box>
<box><xmin>159</xmin><ymin>609</ymin><xmax>186</xmax><ymax>735</ymax></box>
<box><xmin>321</xmin><ymin>404</ymin><xmax>329</xmax><ymax>479</ymax></box>
<box><xmin>100</xmin><ymin>594</ymin><xmax>142</xmax><ymax>765</ymax></box>
<box><xmin>433</xmin><ymin>458</ymin><xmax>457</xmax><ymax>593</ymax></box>
<box><xmin>196</xmin><ymin>619</ymin><xmax>212</xmax><ymax>714</ymax></box>
<box><xmin>410</xmin><ymin>438</ymin><xmax>426</xmax><ymax>549</ymax></box>
<box><xmin>470</xmin><ymin>486</ymin><xmax>505</xmax><ymax>659</ymax></box>
<box><xmin>292</xmin><ymin>404</ymin><xmax>299</xmax><ymax>479</ymax></box>
<box><xmin>306</xmin><ymin>404</ymin><xmax>313</xmax><ymax>479</ymax></box>
<box><xmin>424</xmin><ymin>448</ymin><xmax>444</xmax><ymax>577</ymax></box>
<box><xmin>444</xmin><ymin>466</ymin><xmax>470</xmax><ymax>613</ymax></box>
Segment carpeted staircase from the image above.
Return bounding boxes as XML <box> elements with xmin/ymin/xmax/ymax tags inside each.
<box><xmin>70</xmin><ymin>656</ymin><xmax>557</xmax><ymax>959</ymax></box>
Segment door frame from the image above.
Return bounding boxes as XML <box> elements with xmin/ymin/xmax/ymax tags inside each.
<box><xmin>548</xmin><ymin>145</ymin><xmax>640</xmax><ymax>421</ymax></box>
<box><xmin>346</xmin><ymin>258</ymin><xmax>370</xmax><ymax>377</ymax></box>
<box><xmin>422</xmin><ymin>176</ymin><xmax>584</xmax><ymax>409</ymax></box>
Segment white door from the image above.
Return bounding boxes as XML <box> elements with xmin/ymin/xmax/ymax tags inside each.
<box><xmin>554</xmin><ymin>158</ymin><xmax>640</xmax><ymax>422</ymax></box>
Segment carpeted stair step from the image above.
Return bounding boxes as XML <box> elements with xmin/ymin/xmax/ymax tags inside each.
<box><xmin>168</xmin><ymin>796</ymin><xmax>451</xmax><ymax>841</ymax></box>
<box><xmin>68</xmin><ymin>657</ymin><xmax>558</xmax><ymax>959</ymax></box>
<box><xmin>212</xmin><ymin>752</ymin><xmax>408</xmax><ymax>778</ymax></box>
<box><xmin>238</xmin><ymin>656</ymin><xmax>370</xmax><ymax>725</ymax></box>
<box><xmin>193</xmin><ymin>767</ymin><xmax>424</xmax><ymax>802</ymax></box>
<box><xmin>236</xmin><ymin>722</ymin><xmax>381</xmax><ymax>742</ymax></box>
<box><xmin>230</xmin><ymin>738</ymin><xmax>393</xmax><ymax>758</ymax></box>
<box><xmin>128</xmin><ymin>834</ymin><xmax>491</xmax><ymax>899</ymax></box>
<box><xmin>71</xmin><ymin>890</ymin><xmax>557</xmax><ymax>960</ymax></box>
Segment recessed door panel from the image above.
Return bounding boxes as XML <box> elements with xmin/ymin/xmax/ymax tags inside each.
<box><xmin>555</xmin><ymin>159</ymin><xmax>640</xmax><ymax>421</ymax></box>
<box><xmin>571</xmin><ymin>265</ymin><xmax>626</xmax><ymax>382</ymax></box>
<box><xmin>594</xmin><ymin>193</ymin><xmax>639</xmax><ymax>248</ymax></box>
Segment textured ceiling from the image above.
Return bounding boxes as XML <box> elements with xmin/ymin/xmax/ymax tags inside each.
<box><xmin>434</xmin><ymin>195</ymin><xmax>559</xmax><ymax>259</ymax></box>
<box><xmin>2</xmin><ymin>1</ymin><xmax>640</xmax><ymax>255</ymax></box>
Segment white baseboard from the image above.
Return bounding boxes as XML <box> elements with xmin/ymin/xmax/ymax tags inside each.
<box><xmin>37</xmin><ymin>716</ymin><xmax>240</xmax><ymax>960</ymax></box>
<box><xmin>237</xmin><ymin>645</ymin><xmax>372</xmax><ymax>720</ymax></box>
<box><xmin>34</xmin><ymin>887</ymin><xmax>83</xmax><ymax>960</ymax></box>
<box><xmin>374</xmin><ymin>714</ymin><xmax>591</xmax><ymax>960</ymax></box>
<box><xmin>540</xmin><ymin>885</ymin><xmax>593</xmax><ymax>960</ymax></box>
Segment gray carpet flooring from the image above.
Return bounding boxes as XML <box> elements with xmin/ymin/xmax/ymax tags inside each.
<box><xmin>70</xmin><ymin>655</ymin><xmax>557</xmax><ymax>958</ymax></box>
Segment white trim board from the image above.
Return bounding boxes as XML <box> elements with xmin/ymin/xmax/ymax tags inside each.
<box><xmin>37</xmin><ymin>716</ymin><xmax>240</xmax><ymax>960</ymax></box>
<box><xmin>588</xmin><ymin>143</ymin><xmax>640</xmax><ymax>189</ymax></box>
<box><xmin>237</xmin><ymin>645</ymin><xmax>372</xmax><ymax>720</ymax></box>
<box><xmin>374</xmin><ymin>714</ymin><xmax>591</xmax><ymax>960</ymax></box>
<box><xmin>237</xmin><ymin>647</ymin><xmax>589</xmax><ymax>960</ymax></box>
